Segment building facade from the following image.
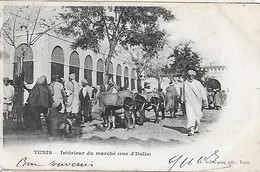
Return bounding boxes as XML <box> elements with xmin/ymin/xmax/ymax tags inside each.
<box><xmin>3</xmin><ymin>33</ymin><xmax>138</xmax><ymax>90</ymax></box>
<box><xmin>202</xmin><ymin>63</ymin><xmax>227</xmax><ymax>90</ymax></box>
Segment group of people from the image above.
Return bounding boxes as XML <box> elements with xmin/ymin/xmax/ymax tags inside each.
<box><xmin>3</xmin><ymin>69</ymin><xmax>227</xmax><ymax>137</ymax></box>
<box><xmin>207</xmin><ymin>88</ymin><xmax>227</xmax><ymax>110</ymax></box>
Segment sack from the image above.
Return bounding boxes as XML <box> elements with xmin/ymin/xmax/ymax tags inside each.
<box><xmin>117</xmin><ymin>90</ymin><xmax>133</xmax><ymax>98</ymax></box>
<box><xmin>103</xmin><ymin>93</ymin><xmax>119</xmax><ymax>106</ymax></box>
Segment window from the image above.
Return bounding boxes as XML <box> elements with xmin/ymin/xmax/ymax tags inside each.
<box><xmin>14</xmin><ymin>44</ymin><xmax>34</xmax><ymax>84</ymax></box>
<box><xmin>131</xmin><ymin>68</ymin><xmax>136</xmax><ymax>90</ymax></box>
<box><xmin>69</xmin><ymin>51</ymin><xmax>80</xmax><ymax>82</ymax></box>
<box><xmin>97</xmin><ymin>59</ymin><xmax>104</xmax><ymax>85</ymax></box>
<box><xmin>116</xmin><ymin>64</ymin><xmax>122</xmax><ymax>87</ymax></box>
<box><xmin>51</xmin><ymin>46</ymin><xmax>64</xmax><ymax>79</ymax></box>
<box><xmin>84</xmin><ymin>55</ymin><xmax>93</xmax><ymax>85</ymax></box>
<box><xmin>108</xmin><ymin>61</ymin><xmax>113</xmax><ymax>81</ymax></box>
<box><xmin>124</xmin><ymin>66</ymin><xmax>129</xmax><ymax>88</ymax></box>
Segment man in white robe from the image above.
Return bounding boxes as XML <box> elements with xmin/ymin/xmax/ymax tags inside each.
<box><xmin>182</xmin><ymin>70</ymin><xmax>207</xmax><ymax>136</ymax></box>
<box><xmin>3</xmin><ymin>77</ymin><xmax>14</xmax><ymax>120</ymax></box>
<box><xmin>66</xmin><ymin>74</ymin><xmax>80</xmax><ymax>118</ymax></box>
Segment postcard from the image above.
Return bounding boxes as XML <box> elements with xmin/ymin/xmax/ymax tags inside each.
<box><xmin>1</xmin><ymin>1</ymin><xmax>260</xmax><ymax>171</ymax></box>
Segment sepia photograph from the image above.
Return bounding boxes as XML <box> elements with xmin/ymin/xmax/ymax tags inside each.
<box><xmin>1</xmin><ymin>1</ymin><xmax>260</xmax><ymax>171</ymax></box>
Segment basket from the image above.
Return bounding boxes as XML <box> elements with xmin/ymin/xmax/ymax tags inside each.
<box><xmin>103</xmin><ymin>93</ymin><xmax>119</xmax><ymax>106</ymax></box>
<box><xmin>117</xmin><ymin>90</ymin><xmax>133</xmax><ymax>98</ymax></box>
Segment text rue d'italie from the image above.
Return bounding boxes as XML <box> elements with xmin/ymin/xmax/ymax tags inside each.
<box><xmin>33</xmin><ymin>150</ymin><xmax>152</xmax><ymax>156</ymax></box>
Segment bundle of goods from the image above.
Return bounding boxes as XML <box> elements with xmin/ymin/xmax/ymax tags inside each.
<box><xmin>103</xmin><ymin>93</ymin><xmax>119</xmax><ymax>106</ymax></box>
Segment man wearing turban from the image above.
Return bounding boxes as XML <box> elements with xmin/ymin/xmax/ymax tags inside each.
<box><xmin>78</xmin><ymin>79</ymin><xmax>94</xmax><ymax>123</ymax></box>
<box><xmin>66</xmin><ymin>73</ymin><xmax>80</xmax><ymax>118</ymax></box>
<box><xmin>3</xmin><ymin>77</ymin><xmax>14</xmax><ymax>120</ymax></box>
<box><xmin>181</xmin><ymin>70</ymin><xmax>207</xmax><ymax>136</ymax></box>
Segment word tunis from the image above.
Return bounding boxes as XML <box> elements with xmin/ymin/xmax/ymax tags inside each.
<box><xmin>33</xmin><ymin>150</ymin><xmax>52</xmax><ymax>155</ymax></box>
<box><xmin>130</xmin><ymin>152</ymin><xmax>151</xmax><ymax>156</ymax></box>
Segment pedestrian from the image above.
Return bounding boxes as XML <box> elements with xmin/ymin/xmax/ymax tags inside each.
<box><xmin>221</xmin><ymin>90</ymin><xmax>227</xmax><ymax>107</ymax></box>
<box><xmin>66</xmin><ymin>73</ymin><xmax>80</xmax><ymax>118</ymax></box>
<box><xmin>3</xmin><ymin>77</ymin><xmax>15</xmax><ymax>120</ymax></box>
<box><xmin>52</xmin><ymin>75</ymin><xmax>66</xmax><ymax>113</ymax></box>
<box><xmin>214</xmin><ymin>89</ymin><xmax>222</xmax><ymax>110</ymax></box>
<box><xmin>79</xmin><ymin>79</ymin><xmax>92</xmax><ymax>123</ymax></box>
<box><xmin>207</xmin><ymin>88</ymin><xmax>215</xmax><ymax>109</ymax></box>
<box><xmin>98</xmin><ymin>85</ymin><xmax>108</xmax><ymax>127</ymax></box>
<box><xmin>181</xmin><ymin>70</ymin><xmax>207</xmax><ymax>136</ymax></box>
<box><xmin>165</xmin><ymin>82</ymin><xmax>179</xmax><ymax>118</ymax></box>
<box><xmin>26</xmin><ymin>75</ymin><xmax>53</xmax><ymax>130</ymax></box>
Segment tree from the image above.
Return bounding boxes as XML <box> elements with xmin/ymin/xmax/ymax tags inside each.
<box><xmin>145</xmin><ymin>54</ymin><xmax>169</xmax><ymax>89</ymax></box>
<box><xmin>166</xmin><ymin>42</ymin><xmax>207</xmax><ymax>82</ymax></box>
<box><xmin>3</xmin><ymin>6</ymin><xmax>60</xmax><ymax>48</ymax></box>
<box><xmin>58</xmin><ymin>6</ymin><xmax>175</xmax><ymax>84</ymax></box>
<box><xmin>2</xmin><ymin>6</ymin><xmax>60</xmax><ymax>128</ymax></box>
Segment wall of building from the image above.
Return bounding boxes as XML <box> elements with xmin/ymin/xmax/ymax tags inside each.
<box><xmin>202</xmin><ymin>65</ymin><xmax>228</xmax><ymax>90</ymax></box>
<box><xmin>3</xmin><ymin>33</ymin><xmax>138</xmax><ymax>89</ymax></box>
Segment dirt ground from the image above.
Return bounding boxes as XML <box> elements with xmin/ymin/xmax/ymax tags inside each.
<box><xmin>3</xmin><ymin>109</ymin><xmax>221</xmax><ymax>147</ymax></box>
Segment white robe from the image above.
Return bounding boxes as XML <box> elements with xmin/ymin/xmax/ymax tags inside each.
<box><xmin>183</xmin><ymin>79</ymin><xmax>206</xmax><ymax>128</ymax></box>
<box><xmin>66</xmin><ymin>80</ymin><xmax>80</xmax><ymax>113</ymax></box>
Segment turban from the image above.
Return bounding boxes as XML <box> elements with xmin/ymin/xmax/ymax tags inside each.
<box><xmin>188</xmin><ymin>70</ymin><xmax>196</xmax><ymax>76</ymax></box>
<box><xmin>81</xmin><ymin>79</ymin><xmax>88</xmax><ymax>85</ymax></box>
<box><xmin>69</xmin><ymin>73</ymin><xmax>75</xmax><ymax>80</ymax></box>
<box><xmin>52</xmin><ymin>101</ymin><xmax>61</xmax><ymax>108</ymax></box>
<box><xmin>3</xmin><ymin>77</ymin><xmax>9</xmax><ymax>81</ymax></box>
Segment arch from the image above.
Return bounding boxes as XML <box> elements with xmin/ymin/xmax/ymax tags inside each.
<box><xmin>124</xmin><ymin>66</ymin><xmax>129</xmax><ymax>88</ymax></box>
<box><xmin>108</xmin><ymin>61</ymin><xmax>114</xmax><ymax>81</ymax></box>
<box><xmin>124</xmin><ymin>66</ymin><xmax>129</xmax><ymax>77</ymax></box>
<box><xmin>131</xmin><ymin>68</ymin><xmax>136</xmax><ymax>79</ymax></box>
<box><xmin>84</xmin><ymin>55</ymin><xmax>93</xmax><ymax>69</ymax></box>
<box><xmin>14</xmin><ymin>43</ymin><xmax>34</xmax><ymax>84</ymax></box>
<box><xmin>97</xmin><ymin>59</ymin><xmax>104</xmax><ymax>72</ymax></box>
<box><xmin>51</xmin><ymin>46</ymin><xmax>64</xmax><ymax>64</ymax></box>
<box><xmin>131</xmin><ymin>68</ymin><xmax>136</xmax><ymax>90</ymax></box>
<box><xmin>205</xmin><ymin>79</ymin><xmax>221</xmax><ymax>90</ymax></box>
<box><xmin>14</xmin><ymin>43</ymin><xmax>33</xmax><ymax>62</ymax></box>
<box><xmin>108</xmin><ymin>62</ymin><xmax>113</xmax><ymax>74</ymax></box>
<box><xmin>116</xmin><ymin>64</ymin><xmax>122</xmax><ymax>87</ymax></box>
<box><xmin>116</xmin><ymin>64</ymin><xmax>122</xmax><ymax>76</ymax></box>
<box><xmin>96</xmin><ymin>58</ymin><xmax>104</xmax><ymax>85</ymax></box>
<box><xmin>84</xmin><ymin>55</ymin><xmax>93</xmax><ymax>85</ymax></box>
<box><xmin>69</xmin><ymin>51</ymin><xmax>80</xmax><ymax>81</ymax></box>
<box><xmin>69</xmin><ymin>51</ymin><xmax>80</xmax><ymax>67</ymax></box>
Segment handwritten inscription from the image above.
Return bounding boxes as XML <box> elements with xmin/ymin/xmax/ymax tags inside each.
<box><xmin>168</xmin><ymin>150</ymin><xmax>231</xmax><ymax>171</ymax></box>
<box><xmin>16</xmin><ymin>157</ymin><xmax>94</xmax><ymax>168</ymax></box>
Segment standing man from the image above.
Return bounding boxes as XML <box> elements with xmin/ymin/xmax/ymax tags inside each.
<box><xmin>3</xmin><ymin>77</ymin><xmax>15</xmax><ymax>120</ymax></box>
<box><xmin>66</xmin><ymin>73</ymin><xmax>80</xmax><ymax>118</ymax></box>
<box><xmin>79</xmin><ymin>79</ymin><xmax>93</xmax><ymax>123</ymax></box>
<box><xmin>181</xmin><ymin>70</ymin><xmax>207</xmax><ymax>136</ymax></box>
<box><xmin>165</xmin><ymin>82</ymin><xmax>179</xmax><ymax>118</ymax></box>
<box><xmin>52</xmin><ymin>75</ymin><xmax>66</xmax><ymax>113</ymax></box>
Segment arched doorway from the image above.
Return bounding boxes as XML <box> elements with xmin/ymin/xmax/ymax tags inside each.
<box><xmin>84</xmin><ymin>55</ymin><xmax>93</xmax><ymax>85</ymax></box>
<box><xmin>108</xmin><ymin>61</ymin><xmax>113</xmax><ymax>81</ymax></box>
<box><xmin>51</xmin><ymin>46</ymin><xmax>64</xmax><ymax>79</ymax></box>
<box><xmin>124</xmin><ymin>66</ymin><xmax>129</xmax><ymax>88</ymax></box>
<box><xmin>97</xmin><ymin>59</ymin><xmax>104</xmax><ymax>86</ymax></box>
<box><xmin>14</xmin><ymin>43</ymin><xmax>34</xmax><ymax>84</ymax></box>
<box><xmin>205</xmin><ymin>78</ymin><xmax>221</xmax><ymax>90</ymax></box>
<box><xmin>131</xmin><ymin>68</ymin><xmax>136</xmax><ymax>91</ymax></box>
<box><xmin>69</xmin><ymin>51</ymin><xmax>80</xmax><ymax>82</ymax></box>
<box><xmin>116</xmin><ymin>64</ymin><xmax>122</xmax><ymax>87</ymax></box>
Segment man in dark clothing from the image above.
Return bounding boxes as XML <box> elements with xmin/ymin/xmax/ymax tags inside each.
<box><xmin>79</xmin><ymin>79</ymin><xmax>92</xmax><ymax>123</ymax></box>
<box><xmin>26</xmin><ymin>76</ymin><xmax>53</xmax><ymax>130</ymax></box>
